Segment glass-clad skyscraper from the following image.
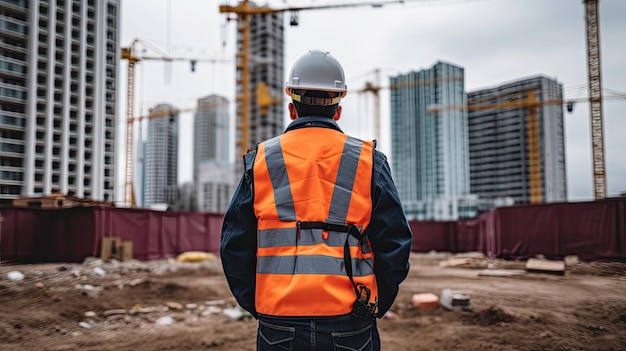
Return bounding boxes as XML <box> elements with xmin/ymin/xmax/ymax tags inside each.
<box><xmin>143</xmin><ymin>103</ymin><xmax>178</xmax><ymax>208</ymax></box>
<box><xmin>193</xmin><ymin>94</ymin><xmax>235</xmax><ymax>213</ymax></box>
<box><xmin>390</xmin><ymin>61</ymin><xmax>474</xmax><ymax>220</ymax></box>
<box><xmin>193</xmin><ymin>94</ymin><xmax>229</xmax><ymax>181</ymax></box>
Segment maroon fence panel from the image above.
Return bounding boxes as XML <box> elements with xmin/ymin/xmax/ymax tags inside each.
<box><xmin>478</xmin><ymin>210</ymin><xmax>498</xmax><ymax>259</ymax></box>
<box><xmin>1</xmin><ymin>209</ymin><xmax>36</xmax><ymax>262</ymax></box>
<box><xmin>161</xmin><ymin>213</ymin><xmax>180</xmax><ymax>257</ymax></box>
<box><xmin>0</xmin><ymin>209</ymin><xmax>22</xmax><ymax>262</ymax></box>
<box><xmin>494</xmin><ymin>204</ymin><xmax>561</xmax><ymax>260</ymax></box>
<box><xmin>205</xmin><ymin>213</ymin><xmax>224</xmax><ymax>253</ymax></box>
<box><xmin>176</xmin><ymin>212</ymin><xmax>206</xmax><ymax>253</ymax></box>
<box><xmin>456</xmin><ymin>216</ymin><xmax>484</xmax><ymax>253</ymax></box>
<box><xmin>409</xmin><ymin>221</ymin><xmax>456</xmax><ymax>253</ymax></box>
<box><xmin>106</xmin><ymin>208</ymin><xmax>155</xmax><ymax>260</ymax></box>
<box><xmin>3</xmin><ymin>198</ymin><xmax>625</xmax><ymax>264</ymax></box>
<box><xmin>558</xmin><ymin>200</ymin><xmax>619</xmax><ymax>260</ymax></box>
<box><xmin>93</xmin><ymin>208</ymin><xmax>223</xmax><ymax>260</ymax></box>
<box><xmin>0</xmin><ymin>208</ymin><xmax>53</xmax><ymax>263</ymax></box>
<box><xmin>93</xmin><ymin>207</ymin><xmax>108</xmax><ymax>257</ymax></box>
<box><xmin>619</xmin><ymin>200</ymin><xmax>626</xmax><ymax>257</ymax></box>
<box><xmin>45</xmin><ymin>207</ymin><xmax>97</xmax><ymax>262</ymax></box>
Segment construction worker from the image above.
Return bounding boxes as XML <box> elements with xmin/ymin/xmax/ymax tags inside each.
<box><xmin>220</xmin><ymin>49</ymin><xmax>412</xmax><ymax>351</ymax></box>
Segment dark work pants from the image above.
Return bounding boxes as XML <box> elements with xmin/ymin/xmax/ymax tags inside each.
<box><xmin>257</xmin><ymin>313</ymin><xmax>380</xmax><ymax>351</ymax></box>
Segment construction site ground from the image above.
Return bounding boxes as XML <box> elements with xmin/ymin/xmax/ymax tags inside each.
<box><xmin>1</xmin><ymin>252</ymin><xmax>625</xmax><ymax>351</ymax></box>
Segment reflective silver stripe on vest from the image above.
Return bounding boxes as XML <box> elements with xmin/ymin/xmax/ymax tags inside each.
<box><xmin>258</xmin><ymin>255</ymin><xmax>374</xmax><ymax>276</ymax></box>
<box><xmin>327</xmin><ymin>136</ymin><xmax>363</xmax><ymax>224</ymax></box>
<box><xmin>259</xmin><ymin>228</ymin><xmax>361</xmax><ymax>248</ymax></box>
<box><xmin>263</xmin><ymin>136</ymin><xmax>296</xmax><ymax>221</ymax></box>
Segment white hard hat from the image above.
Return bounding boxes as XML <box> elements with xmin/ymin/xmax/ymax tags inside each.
<box><xmin>285</xmin><ymin>50</ymin><xmax>347</xmax><ymax>105</ymax></box>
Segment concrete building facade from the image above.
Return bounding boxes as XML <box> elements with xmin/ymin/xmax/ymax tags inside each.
<box><xmin>0</xmin><ymin>0</ymin><xmax>119</xmax><ymax>203</ymax></box>
<box><xmin>390</xmin><ymin>61</ymin><xmax>475</xmax><ymax>220</ymax></box>
<box><xmin>197</xmin><ymin>162</ymin><xmax>236</xmax><ymax>213</ymax></box>
<box><xmin>468</xmin><ymin>76</ymin><xmax>567</xmax><ymax>204</ymax></box>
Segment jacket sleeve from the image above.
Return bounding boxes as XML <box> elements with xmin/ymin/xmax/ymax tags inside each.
<box><xmin>365</xmin><ymin>151</ymin><xmax>413</xmax><ymax>317</ymax></box>
<box><xmin>220</xmin><ymin>152</ymin><xmax>258</xmax><ymax>318</ymax></box>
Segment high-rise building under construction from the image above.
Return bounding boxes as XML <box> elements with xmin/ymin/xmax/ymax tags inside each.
<box><xmin>468</xmin><ymin>76</ymin><xmax>567</xmax><ymax>204</ymax></box>
<box><xmin>390</xmin><ymin>61</ymin><xmax>475</xmax><ymax>221</ymax></box>
<box><xmin>237</xmin><ymin>3</ymin><xmax>284</xmax><ymax>152</ymax></box>
<box><xmin>0</xmin><ymin>0</ymin><xmax>119</xmax><ymax>203</ymax></box>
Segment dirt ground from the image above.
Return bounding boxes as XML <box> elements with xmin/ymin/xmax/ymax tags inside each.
<box><xmin>1</xmin><ymin>252</ymin><xmax>625</xmax><ymax>351</ymax></box>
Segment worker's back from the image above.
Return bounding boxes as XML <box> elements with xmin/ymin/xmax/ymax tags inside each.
<box><xmin>252</xmin><ymin>124</ymin><xmax>378</xmax><ymax>317</ymax></box>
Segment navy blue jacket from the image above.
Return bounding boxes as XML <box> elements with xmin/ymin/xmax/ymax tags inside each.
<box><xmin>220</xmin><ymin>116</ymin><xmax>413</xmax><ymax>319</ymax></box>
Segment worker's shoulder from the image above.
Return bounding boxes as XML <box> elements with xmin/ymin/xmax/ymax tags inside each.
<box><xmin>373</xmin><ymin>149</ymin><xmax>388</xmax><ymax>163</ymax></box>
<box><xmin>344</xmin><ymin>135</ymin><xmax>387</xmax><ymax>163</ymax></box>
<box><xmin>243</xmin><ymin>149</ymin><xmax>257</xmax><ymax>171</ymax></box>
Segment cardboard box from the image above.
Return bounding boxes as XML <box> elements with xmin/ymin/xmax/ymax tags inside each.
<box><xmin>100</xmin><ymin>236</ymin><xmax>121</xmax><ymax>260</ymax></box>
<box><xmin>121</xmin><ymin>240</ymin><xmax>133</xmax><ymax>261</ymax></box>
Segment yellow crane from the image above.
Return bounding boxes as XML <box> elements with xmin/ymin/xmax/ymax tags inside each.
<box><xmin>219</xmin><ymin>0</ymin><xmax>410</xmax><ymax>157</ymax></box>
<box><xmin>358</xmin><ymin>0</ymin><xmax>609</xmax><ymax>201</ymax></box>
<box><xmin>428</xmin><ymin>92</ymin><xmax>626</xmax><ymax>204</ymax></box>
<box><xmin>358</xmin><ymin>76</ymin><xmax>542</xmax><ymax>203</ymax></box>
<box><xmin>120</xmin><ymin>39</ymin><xmax>230</xmax><ymax>206</ymax></box>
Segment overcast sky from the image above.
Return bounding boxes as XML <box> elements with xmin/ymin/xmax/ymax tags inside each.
<box><xmin>118</xmin><ymin>0</ymin><xmax>626</xmax><ymax>203</ymax></box>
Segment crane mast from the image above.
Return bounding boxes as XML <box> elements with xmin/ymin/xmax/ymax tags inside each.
<box><xmin>584</xmin><ymin>0</ymin><xmax>606</xmax><ymax>200</ymax></box>
<box><xmin>428</xmin><ymin>92</ymin><xmax>625</xmax><ymax>204</ymax></box>
<box><xmin>361</xmin><ymin>68</ymin><xmax>382</xmax><ymax>142</ymax></box>
<box><xmin>219</xmin><ymin>0</ymin><xmax>409</xmax><ymax>156</ymax></box>
<box><xmin>122</xmin><ymin>43</ymin><xmax>139</xmax><ymax>207</ymax></box>
<box><xmin>236</xmin><ymin>5</ymin><xmax>251</xmax><ymax>156</ymax></box>
<box><xmin>526</xmin><ymin>90</ymin><xmax>542</xmax><ymax>204</ymax></box>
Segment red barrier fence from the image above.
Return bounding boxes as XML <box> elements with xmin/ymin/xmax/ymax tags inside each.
<box><xmin>410</xmin><ymin>197</ymin><xmax>626</xmax><ymax>261</ymax></box>
<box><xmin>1</xmin><ymin>197</ymin><xmax>625</xmax><ymax>263</ymax></box>
<box><xmin>0</xmin><ymin>207</ymin><xmax>224</xmax><ymax>263</ymax></box>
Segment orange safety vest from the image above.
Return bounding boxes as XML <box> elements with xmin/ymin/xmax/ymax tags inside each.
<box><xmin>253</xmin><ymin>126</ymin><xmax>378</xmax><ymax>317</ymax></box>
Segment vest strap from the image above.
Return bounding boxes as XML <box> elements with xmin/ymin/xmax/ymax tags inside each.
<box><xmin>297</xmin><ymin>221</ymin><xmax>376</xmax><ymax>319</ymax></box>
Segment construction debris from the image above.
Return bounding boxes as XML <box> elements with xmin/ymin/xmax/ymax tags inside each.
<box><xmin>438</xmin><ymin>252</ymin><xmax>487</xmax><ymax>268</ymax></box>
<box><xmin>525</xmin><ymin>258</ymin><xmax>566</xmax><ymax>275</ymax></box>
<box><xmin>439</xmin><ymin>289</ymin><xmax>471</xmax><ymax>311</ymax></box>
<box><xmin>478</xmin><ymin>269</ymin><xmax>526</xmax><ymax>277</ymax></box>
<box><xmin>411</xmin><ymin>293</ymin><xmax>439</xmax><ymax>309</ymax></box>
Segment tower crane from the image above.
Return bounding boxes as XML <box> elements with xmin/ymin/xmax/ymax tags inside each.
<box><xmin>359</xmin><ymin>69</ymin><xmax>382</xmax><ymax>142</ymax></box>
<box><xmin>358</xmin><ymin>0</ymin><xmax>610</xmax><ymax>201</ymax></box>
<box><xmin>583</xmin><ymin>0</ymin><xmax>605</xmax><ymax>200</ymax></box>
<box><xmin>428</xmin><ymin>92</ymin><xmax>625</xmax><ymax>203</ymax></box>
<box><xmin>120</xmin><ymin>39</ymin><xmax>231</xmax><ymax>207</ymax></box>
<box><xmin>219</xmin><ymin>0</ymin><xmax>410</xmax><ymax>157</ymax></box>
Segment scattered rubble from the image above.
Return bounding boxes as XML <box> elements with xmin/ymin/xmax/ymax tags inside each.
<box><xmin>478</xmin><ymin>269</ymin><xmax>526</xmax><ymax>277</ymax></box>
<box><xmin>439</xmin><ymin>289</ymin><xmax>471</xmax><ymax>311</ymax></box>
<box><xmin>1</xmin><ymin>252</ymin><xmax>625</xmax><ymax>350</ymax></box>
<box><xmin>411</xmin><ymin>293</ymin><xmax>439</xmax><ymax>309</ymax></box>
<box><xmin>6</xmin><ymin>270</ymin><xmax>24</xmax><ymax>281</ymax></box>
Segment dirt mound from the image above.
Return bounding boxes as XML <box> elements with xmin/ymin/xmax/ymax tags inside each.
<box><xmin>467</xmin><ymin>305</ymin><xmax>518</xmax><ymax>325</ymax></box>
